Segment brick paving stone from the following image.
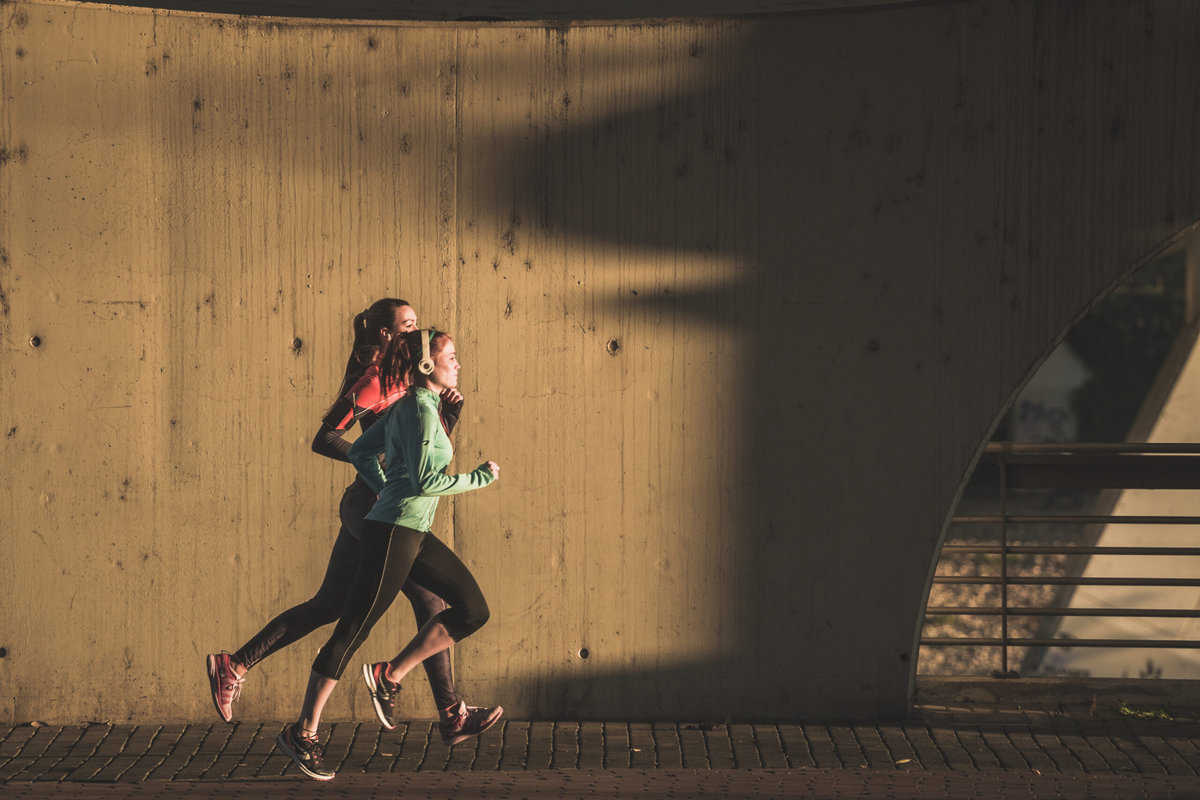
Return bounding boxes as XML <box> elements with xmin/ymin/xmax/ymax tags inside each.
<box><xmin>751</xmin><ymin>725</ymin><xmax>788</xmax><ymax>769</ymax></box>
<box><xmin>627</xmin><ymin>723</ymin><xmax>654</xmax><ymax>769</ymax></box>
<box><xmin>340</xmin><ymin>722</ymin><xmax>381</xmax><ymax>773</ymax></box>
<box><xmin>803</xmin><ymin>724</ymin><xmax>840</xmax><ymax>768</ymax></box>
<box><xmin>116</xmin><ymin>727</ymin><xmax>187</xmax><ymax>783</ymax></box>
<box><xmin>525</xmin><ymin>721</ymin><xmax>553</xmax><ymax>769</ymax></box>
<box><xmin>357</xmin><ymin>722</ymin><xmax>402</xmax><ymax>773</ymax></box>
<box><xmin>10</xmin><ymin>726</ymin><xmax>86</xmax><ymax>782</ymax></box>
<box><xmin>944</xmin><ymin>726</ymin><xmax>994</xmax><ymax>770</ymax></box>
<box><xmin>497</xmin><ymin>720</ymin><xmax>528</xmax><ymax>770</ymax></box>
<box><xmin>1034</xmin><ymin>730</ymin><xmax>1085</xmax><ymax>773</ymax></box>
<box><xmin>726</xmin><ymin>724</ymin><xmax>757</xmax><ymax>768</ymax></box>
<box><xmin>390</xmin><ymin>721</ymin><xmax>430</xmax><ymax>771</ymax></box>
<box><xmin>849</xmin><ymin>725</ymin><xmax>894</xmax><ymax>769</ymax></box>
<box><xmin>204</xmin><ymin>722</ymin><xmax>264</xmax><ymax>780</ymax></box>
<box><xmin>926</xmin><ymin>725</ymin><xmax>974</xmax><ymax>770</ymax></box>
<box><xmin>650</xmin><ymin>723</ymin><xmax>681</xmax><ymax>768</ymax></box>
<box><xmin>578</xmin><ymin>722</ymin><xmax>604</xmax><ymax>769</ymax></box>
<box><xmin>776</xmin><ymin>723</ymin><xmax>814</xmax><ymax>767</ymax></box>
<box><xmin>171</xmin><ymin>724</ymin><xmax>232</xmax><ymax>781</ymax></box>
<box><xmin>445</xmin><ymin>725</ymin><xmax>480</xmax><ymax>770</ymax></box>
<box><xmin>978</xmin><ymin>727</ymin><xmax>1031</xmax><ymax>771</ymax></box>
<box><xmin>547</xmin><ymin>721</ymin><xmax>575</xmax><ymax>768</ymax></box>
<box><xmin>472</xmin><ymin>719</ymin><xmax>504</xmax><ymax>769</ymax></box>
<box><xmin>418</xmin><ymin>725</ymin><xmax>453</xmax><ymax>770</ymax></box>
<box><xmin>319</xmin><ymin>722</ymin><xmax>358</xmax><ymax>775</ymax></box>
<box><xmin>899</xmin><ymin>724</ymin><xmax>943</xmax><ymax>769</ymax></box>
<box><xmin>0</xmin><ymin>726</ymin><xmax>64</xmax><ymax>780</ymax></box>
<box><xmin>226</xmin><ymin>723</ymin><xmax>281</xmax><ymax>779</ymax></box>
<box><xmin>1053</xmin><ymin>729</ymin><xmax>1106</xmax><ymax>773</ymax></box>
<box><xmin>1164</xmin><ymin>735</ymin><xmax>1200</xmax><ymax>775</ymax></box>
<box><xmin>37</xmin><ymin>725</ymin><xmax>110</xmax><ymax>782</ymax></box>
<box><xmin>603</xmin><ymin>721</ymin><xmax>629</xmax><ymax>768</ymax></box>
<box><xmin>676</xmin><ymin>723</ymin><xmax>709</xmax><ymax>768</ymax></box>
<box><xmin>1004</xmin><ymin>728</ymin><xmax>1058</xmax><ymax>774</ymax></box>
<box><xmin>828</xmin><ymin>725</ymin><xmax>868</xmax><ymax>768</ymax></box>
<box><xmin>702</xmin><ymin>725</ymin><xmax>734</xmax><ymax>769</ymax></box>
<box><xmin>0</xmin><ymin>726</ymin><xmax>39</xmax><ymax>760</ymax></box>
<box><xmin>875</xmin><ymin>725</ymin><xmax>916</xmax><ymax>770</ymax></box>
<box><xmin>1140</xmin><ymin>734</ymin><xmax>1196</xmax><ymax>776</ymax></box>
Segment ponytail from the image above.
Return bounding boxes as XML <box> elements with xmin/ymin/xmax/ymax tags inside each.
<box><xmin>330</xmin><ymin>298</ymin><xmax>410</xmax><ymax>406</ymax></box>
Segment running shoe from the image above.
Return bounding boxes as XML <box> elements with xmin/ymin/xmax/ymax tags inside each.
<box><xmin>276</xmin><ymin>723</ymin><xmax>335</xmax><ymax>781</ymax></box>
<box><xmin>361</xmin><ymin>662</ymin><xmax>402</xmax><ymax>730</ymax></box>
<box><xmin>439</xmin><ymin>699</ymin><xmax>504</xmax><ymax>746</ymax></box>
<box><xmin>205</xmin><ymin>652</ymin><xmax>245</xmax><ymax>723</ymax></box>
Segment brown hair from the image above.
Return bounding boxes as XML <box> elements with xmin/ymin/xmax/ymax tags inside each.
<box><xmin>333</xmin><ymin>298</ymin><xmax>410</xmax><ymax>399</ymax></box>
<box><xmin>377</xmin><ymin>328</ymin><xmax>451</xmax><ymax>393</ymax></box>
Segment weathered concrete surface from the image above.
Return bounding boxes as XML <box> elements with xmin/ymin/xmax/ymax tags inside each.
<box><xmin>3</xmin><ymin>0</ymin><xmax>1200</xmax><ymax>723</ymax></box>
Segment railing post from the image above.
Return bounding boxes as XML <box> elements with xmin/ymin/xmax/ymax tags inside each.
<box><xmin>999</xmin><ymin>447</ymin><xmax>1009</xmax><ymax>676</ymax></box>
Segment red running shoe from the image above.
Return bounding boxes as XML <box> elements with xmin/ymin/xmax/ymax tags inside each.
<box><xmin>205</xmin><ymin>652</ymin><xmax>245</xmax><ymax>723</ymax></box>
<box><xmin>439</xmin><ymin>699</ymin><xmax>503</xmax><ymax>746</ymax></box>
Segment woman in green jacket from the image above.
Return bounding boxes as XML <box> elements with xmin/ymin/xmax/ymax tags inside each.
<box><xmin>276</xmin><ymin>329</ymin><xmax>501</xmax><ymax>781</ymax></box>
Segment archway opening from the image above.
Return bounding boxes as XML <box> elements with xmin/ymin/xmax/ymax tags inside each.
<box><xmin>919</xmin><ymin>241</ymin><xmax>1200</xmax><ymax>680</ymax></box>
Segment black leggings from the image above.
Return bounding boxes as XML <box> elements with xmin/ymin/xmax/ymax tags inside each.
<box><xmin>233</xmin><ymin>484</ymin><xmax>459</xmax><ymax>709</ymax></box>
<box><xmin>312</xmin><ymin>519</ymin><xmax>489</xmax><ymax>681</ymax></box>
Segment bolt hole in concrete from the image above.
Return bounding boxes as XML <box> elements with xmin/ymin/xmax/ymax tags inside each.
<box><xmin>0</xmin><ymin>647</ymin><xmax>7</xmax><ymax>658</ymax></box>
<box><xmin>578</xmin><ymin>647</ymin><xmax>590</xmax><ymax>659</ymax></box>
<box><xmin>292</xmin><ymin>337</ymin><xmax>303</xmax><ymax>353</ymax></box>
<box><xmin>605</xmin><ymin>338</ymin><xmax>620</xmax><ymax>355</ymax></box>
<box><xmin>29</xmin><ymin>335</ymin><xmax>41</xmax><ymax>348</ymax></box>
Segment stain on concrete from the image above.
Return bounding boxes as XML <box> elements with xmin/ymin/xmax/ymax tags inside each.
<box><xmin>15</xmin><ymin>47</ymin><xmax>25</xmax><ymax>59</ymax></box>
<box><xmin>504</xmin><ymin>300</ymin><xmax>513</xmax><ymax>319</ymax></box>
<box><xmin>6</xmin><ymin>427</ymin><xmax>16</xmax><ymax>439</ymax></box>
<box><xmin>399</xmin><ymin>134</ymin><xmax>411</xmax><ymax>154</ymax></box>
<box><xmin>0</xmin><ymin>145</ymin><xmax>29</xmax><ymax>165</ymax></box>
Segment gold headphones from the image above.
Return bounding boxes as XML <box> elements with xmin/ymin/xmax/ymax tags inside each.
<box><xmin>417</xmin><ymin>329</ymin><xmax>435</xmax><ymax>375</ymax></box>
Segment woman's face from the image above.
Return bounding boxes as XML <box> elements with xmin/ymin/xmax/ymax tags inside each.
<box><xmin>430</xmin><ymin>337</ymin><xmax>460</xmax><ymax>390</ymax></box>
<box><xmin>389</xmin><ymin>305</ymin><xmax>418</xmax><ymax>336</ymax></box>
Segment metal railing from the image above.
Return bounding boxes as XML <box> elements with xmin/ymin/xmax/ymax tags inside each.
<box><xmin>921</xmin><ymin>442</ymin><xmax>1200</xmax><ymax>676</ymax></box>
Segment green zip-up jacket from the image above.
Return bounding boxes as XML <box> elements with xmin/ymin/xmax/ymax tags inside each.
<box><xmin>348</xmin><ymin>386</ymin><xmax>495</xmax><ymax>532</ymax></box>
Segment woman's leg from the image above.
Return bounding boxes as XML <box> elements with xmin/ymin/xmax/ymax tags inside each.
<box><xmin>300</xmin><ymin>522</ymin><xmax>425</xmax><ymax>731</ymax></box>
<box><xmin>399</xmin><ymin>580</ymin><xmax>459</xmax><ymax>711</ymax></box>
<box><xmin>207</xmin><ymin>523</ymin><xmax>360</xmax><ymax>723</ymax></box>
<box><xmin>382</xmin><ymin>533</ymin><xmax>490</xmax><ymax>685</ymax></box>
<box><xmin>232</xmin><ymin>527</ymin><xmax>360</xmax><ymax>670</ymax></box>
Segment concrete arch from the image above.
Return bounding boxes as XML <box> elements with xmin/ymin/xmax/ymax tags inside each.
<box><xmin>5</xmin><ymin>0</ymin><xmax>1200</xmax><ymax>723</ymax></box>
<box><xmin>915</xmin><ymin>221</ymin><xmax>1200</xmax><ymax>685</ymax></box>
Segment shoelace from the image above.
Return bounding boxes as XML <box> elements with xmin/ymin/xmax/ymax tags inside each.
<box><xmin>222</xmin><ymin>673</ymin><xmax>245</xmax><ymax>703</ymax></box>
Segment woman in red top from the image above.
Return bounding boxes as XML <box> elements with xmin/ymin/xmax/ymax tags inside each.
<box><xmin>205</xmin><ymin>298</ymin><xmax>498</xmax><ymax>744</ymax></box>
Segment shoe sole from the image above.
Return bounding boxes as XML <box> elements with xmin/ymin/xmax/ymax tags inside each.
<box><xmin>205</xmin><ymin>655</ymin><xmax>233</xmax><ymax>724</ymax></box>
<box><xmin>275</xmin><ymin>730</ymin><xmax>335</xmax><ymax>781</ymax></box>
<box><xmin>443</xmin><ymin>706</ymin><xmax>504</xmax><ymax>747</ymax></box>
<box><xmin>361</xmin><ymin>663</ymin><xmax>397</xmax><ymax>731</ymax></box>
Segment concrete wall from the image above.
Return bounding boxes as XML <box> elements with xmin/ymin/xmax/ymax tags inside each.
<box><xmin>3</xmin><ymin>0</ymin><xmax>1200</xmax><ymax>723</ymax></box>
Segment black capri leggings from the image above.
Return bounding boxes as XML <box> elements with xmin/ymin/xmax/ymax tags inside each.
<box><xmin>312</xmin><ymin>520</ymin><xmax>489</xmax><ymax>680</ymax></box>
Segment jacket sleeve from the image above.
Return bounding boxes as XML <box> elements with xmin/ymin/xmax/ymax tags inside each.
<box><xmin>311</xmin><ymin>399</ymin><xmax>354</xmax><ymax>462</ymax></box>
<box><xmin>403</xmin><ymin>400</ymin><xmax>494</xmax><ymax>497</ymax></box>
<box><xmin>347</xmin><ymin>413</ymin><xmax>389</xmax><ymax>494</ymax></box>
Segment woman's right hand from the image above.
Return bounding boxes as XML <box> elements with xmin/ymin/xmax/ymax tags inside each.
<box><xmin>483</xmin><ymin>461</ymin><xmax>500</xmax><ymax>480</ymax></box>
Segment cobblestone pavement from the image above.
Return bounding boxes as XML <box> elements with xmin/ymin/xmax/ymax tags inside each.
<box><xmin>5</xmin><ymin>704</ymin><xmax>1200</xmax><ymax>797</ymax></box>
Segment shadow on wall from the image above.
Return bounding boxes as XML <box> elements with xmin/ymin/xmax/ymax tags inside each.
<box><xmin>456</xmin><ymin>7</ymin><xmax>979</xmax><ymax>720</ymax></box>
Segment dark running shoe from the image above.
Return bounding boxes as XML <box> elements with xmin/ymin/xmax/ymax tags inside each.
<box><xmin>362</xmin><ymin>662</ymin><xmax>401</xmax><ymax>730</ymax></box>
<box><xmin>205</xmin><ymin>652</ymin><xmax>244</xmax><ymax>723</ymax></box>
<box><xmin>439</xmin><ymin>699</ymin><xmax>504</xmax><ymax>746</ymax></box>
<box><xmin>276</xmin><ymin>723</ymin><xmax>335</xmax><ymax>781</ymax></box>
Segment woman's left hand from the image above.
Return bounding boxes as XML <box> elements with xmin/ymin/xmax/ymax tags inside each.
<box><xmin>440</xmin><ymin>388</ymin><xmax>464</xmax><ymax>409</ymax></box>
